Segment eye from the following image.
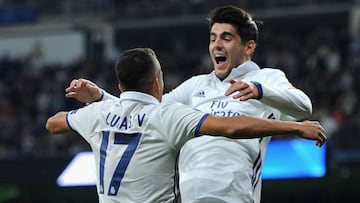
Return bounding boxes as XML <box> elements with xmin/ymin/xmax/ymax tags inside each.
<box><xmin>223</xmin><ymin>36</ymin><xmax>232</xmax><ymax>41</ymax></box>
<box><xmin>222</xmin><ymin>33</ymin><xmax>233</xmax><ymax>41</ymax></box>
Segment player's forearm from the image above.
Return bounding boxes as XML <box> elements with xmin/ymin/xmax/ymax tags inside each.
<box><xmin>203</xmin><ymin>116</ymin><xmax>304</xmax><ymax>139</ymax></box>
<box><xmin>227</xmin><ymin>116</ymin><xmax>302</xmax><ymax>138</ymax></box>
<box><xmin>201</xmin><ymin>115</ymin><xmax>325</xmax><ymax>146</ymax></box>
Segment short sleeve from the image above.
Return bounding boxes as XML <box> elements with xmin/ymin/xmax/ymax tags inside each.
<box><xmin>152</xmin><ymin>102</ymin><xmax>208</xmax><ymax>149</ymax></box>
<box><xmin>66</xmin><ymin>102</ymin><xmax>103</xmax><ymax>142</ymax></box>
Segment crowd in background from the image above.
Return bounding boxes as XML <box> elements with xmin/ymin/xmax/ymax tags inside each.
<box><xmin>0</xmin><ymin>1</ymin><xmax>359</xmax><ymax>169</ymax></box>
<box><xmin>0</xmin><ymin>0</ymin><xmax>355</xmax><ymax>24</ymax></box>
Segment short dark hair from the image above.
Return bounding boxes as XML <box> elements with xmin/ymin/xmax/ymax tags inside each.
<box><xmin>115</xmin><ymin>48</ymin><xmax>158</xmax><ymax>92</ymax></box>
<box><xmin>207</xmin><ymin>5</ymin><xmax>262</xmax><ymax>42</ymax></box>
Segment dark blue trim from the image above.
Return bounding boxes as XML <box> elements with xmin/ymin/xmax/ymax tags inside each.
<box><xmin>94</xmin><ymin>90</ymin><xmax>105</xmax><ymax>102</ymax></box>
<box><xmin>194</xmin><ymin>114</ymin><xmax>210</xmax><ymax>136</ymax></box>
<box><xmin>66</xmin><ymin>111</ymin><xmax>80</xmax><ymax>134</ymax></box>
<box><xmin>252</xmin><ymin>137</ymin><xmax>266</xmax><ymax>192</ymax></box>
<box><xmin>252</xmin><ymin>152</ymin><xmax>262</xmax><ymax>184</ymax></box>
<box><xmin>251</xmin><ymin>81</ymin><xmax>263</xmax><ymax>99</ymax></box>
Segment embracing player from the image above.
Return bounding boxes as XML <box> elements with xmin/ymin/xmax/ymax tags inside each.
<box><xmin>47</xmin><ymin>48</ymin><xmax>326</xmax><ymax>203</ymax></box>
<box><xmin>64</xmin><ymin>6</ymin><xmax>321</xmax><ymax>203</ymax></box>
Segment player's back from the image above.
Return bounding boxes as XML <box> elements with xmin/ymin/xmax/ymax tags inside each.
<box><xmin>67</xmin><ymin>91</ymin><xmax>206</xmax><ymax>203</ymax></box>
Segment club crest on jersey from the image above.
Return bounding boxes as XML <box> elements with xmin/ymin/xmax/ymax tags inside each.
<box><xmin>194</xmin><ymin>90</ymin><xmax>205</xmax><ymax>97</ymax></box>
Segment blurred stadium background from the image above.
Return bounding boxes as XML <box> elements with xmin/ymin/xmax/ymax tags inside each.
<box><xmin>0</xmin><ymin>0</ymin><xmax>359</xmax><ymax>202</ymax></box>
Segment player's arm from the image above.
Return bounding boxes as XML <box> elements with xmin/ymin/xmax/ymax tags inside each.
<box><xmin>46</xmin><ymin>111</ymin><xmax>71</xmax><ymax>134</ymax></box>
<box><xmin>225</xmin><ymin>70</ymin><xmax>312</xmax><ymax>119</ymax></box>
<box><xmin>199</xmin><ymin>115</ymin><xmax>326</xmax><ymax>147</ymax></box>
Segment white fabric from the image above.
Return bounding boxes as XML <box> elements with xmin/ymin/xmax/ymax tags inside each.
<box><xmin>163</xmin><ymin>61</ymin><xmax>312</xmax><ymax>203</ymax></box>
<box><xmin>67</xmin><ymin>91</ymin><xmax>208</xmax><ymax>203</ymax></box>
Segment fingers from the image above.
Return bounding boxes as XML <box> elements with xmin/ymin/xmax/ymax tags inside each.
<box><xmin>316</xmin><ymin>134</ymin><xmax>326</xmax><ymax>147</ymax></box>
<box><xmin>314</xmin><ymin>123</ymin><xmax>327</xmax><ymax>147</ymax></box>
<box><xmin>317</xmin><ymin>131</ymin><xmax>327</xmax><ymax>147</ymax></box>
<box><xmin>229</xmin><ymin>78</ymin><xmax>236</xmax><ymax>84</ymax></box>
<box><xmin>225</xmin><ymin>79</ymin><xmax>259</xmax><ymax>101</ymax></box>
<box><xmin>65</xmin><ymin>78</ymin><xmax>86</xmax><ymax>99</ymax></box>
<box><xmin>316</xmin><ymin>140</ymin><xmax>322</xmax><ymax>147</ymax></box>
<box><xmin>301</xmin><ymin>120</ymin><xmax>327</xmax><ymax>147</ymax></box>
<box><xmin>225</xmin><ymin>79</ymin><xmax>243</xmax><ymax>96</ymax></box>
<box><xmin>65</xmin><ymin>91</ymin><xmax>77</xmax><ymax>98</ymax></box>
<box><xmin>225</xmin><ymin>80</ymin><xmax>249</xmax><ymax>96</ymax></box>
<box><xmin>66</xmin><ymin>79</ymin><xmax>84</xmax><ymax>92</ymax></box>
<box><xmin>225</xmin><ymin>80</ymin><xmax>237</xmax><ymax>96</ymax></box>
<box><xmin>65</xmin><ymin>79</ymin><xmax>77</xmax><ymax>93</ymax></box>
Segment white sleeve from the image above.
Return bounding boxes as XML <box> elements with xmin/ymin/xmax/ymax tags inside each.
<box><xmin>154</xmin><ymin>102</ymin><xmax>208</xmax><ymax>149</ymax></box>
<box><xmin>66</xmin><ymin>102</ymin><xmax>103</xmax><ymax>142</ymax></box>
<box><xmin>259</xmin><ymin>69</ymin><xmax>312</xmax><ymax>120</ymax></box>
<box><xmin>100</xmin><ymin>89</ymin><xmax>120</xmax><ymax>102</ymax></box>
<box><xmin>162</xmin><ymin>77</ymin><xmax>199</xmax><ymax>104</ymax></box>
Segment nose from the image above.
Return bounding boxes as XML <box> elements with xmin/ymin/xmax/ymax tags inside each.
<box><xmin>213</xmin><ymin>39</ymin><xmax>223</xmax><ymax>51</ymax></box>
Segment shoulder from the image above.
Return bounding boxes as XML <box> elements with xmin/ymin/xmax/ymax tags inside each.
<box><xmin>157</xmin><ymin>101</ymin><xmax>203</xmax><ymax>118</ymax></box>
<box><xmin>183</xmin><ymin>74</ymin><xmax>211</xmax><ymax>84</ymax></box>
<box><xmin>260</xmin><ymin>68</ymin><xmax>285</xmax><ymax>75</ymax></box>
<box><xmin>84</xmin><ymin>99</ymin><xmax>117</xmax><ymax>113</ymax></box>
<box><xmin>157</xmin><ymin>101</ymin><xmax>187</xmax><ymax>113</ymax></box>
<box><xmin>256</xmin><ymin>68</ymin><xmax>287</xmax><ymax>81</ymax></box>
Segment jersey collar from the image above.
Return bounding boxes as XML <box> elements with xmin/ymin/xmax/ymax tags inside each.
<box><xmin>119</xmin><ymin>91</ymin><xmax>160</xmax><ymax>105</ymax></box>
<box><xmin>221</xmin><ymin>60</ymin><xmax>260</xmax><ymax>82</ymax></box>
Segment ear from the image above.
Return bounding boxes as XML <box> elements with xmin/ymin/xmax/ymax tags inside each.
<box><xmin>118</xmin><ymin>84</ymin><xmax>125</xmax><ymax>92</ymax></box>
<box><xmin>152</xmin><ymin>77</ymin><xmax>161</xmax><ymax>99</ymax></box>
<box><xmin>153</xmin><ymin>77</ymin><xmax>160</xmax><ymax>91</ymax></box>
<box><xmin>246</xmin><ymin>40</ymin><xmax>256</xmax><ymax>56</ymax></box>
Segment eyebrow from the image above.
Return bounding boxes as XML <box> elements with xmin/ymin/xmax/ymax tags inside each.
<box><xmin>210</xmin><ymin>31</ymin><xmax>235</xmax><ymax>38</ymax></box>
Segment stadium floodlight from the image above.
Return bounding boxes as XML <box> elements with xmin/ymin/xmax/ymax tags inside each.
<box><xmin>57</xmin><ymin>151</ymin><xmax>97</xmax><ymax>187</ymax></box>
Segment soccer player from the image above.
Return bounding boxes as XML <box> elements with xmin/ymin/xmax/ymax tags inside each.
<box><xmin>47</xmin><ymin>48</ymin><xmax>326</xmax><ymax>203</ymax></box>
<box><xmin>168</xmin><ymin>6</ymin><xmax>315</xmax><ymax>203</ymax></box>
<box><xmin>65</xmin><ymin>6</ymin><xmax>319</xmax><ymax>203</ymax></box>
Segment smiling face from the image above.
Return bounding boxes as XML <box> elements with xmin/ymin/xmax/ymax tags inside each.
<box><xmin>209</xmin><ymin>23</ymin><xmax>256</xmax><ymax>80</ymax></box>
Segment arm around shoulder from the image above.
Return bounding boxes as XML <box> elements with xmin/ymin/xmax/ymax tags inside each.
<box><xmin>199</xmin><ymin>115</ymin><xmax>326</xmax><ymax>147</ymax></box>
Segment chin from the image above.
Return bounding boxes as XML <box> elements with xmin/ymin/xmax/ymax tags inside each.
<box><xmin>214</xmin><ymin>71</ymin><xmax>228</xmax><ymax>79</ymax></box>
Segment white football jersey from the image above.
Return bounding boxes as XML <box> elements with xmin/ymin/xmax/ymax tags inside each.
<box><xmin>67</xmin><ymin>91</ymin><xmax>208</xmax><ymax>203</ymax></box>
<box><xmin>163</xmin><ymin>61</ymin><xmax>312</xmax><ymax>203</ymax></box>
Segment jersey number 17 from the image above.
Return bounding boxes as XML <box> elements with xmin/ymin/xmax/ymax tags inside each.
<box><xmin>99</xmin><ymin>131</ymin><xmax>142</xmax><ymax>196</ymax></box>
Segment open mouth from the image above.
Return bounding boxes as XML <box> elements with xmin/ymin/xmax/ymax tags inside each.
<box><xmin>215</xmin><ymin>56</ymin><xmax>227</xmax><ymax>64</ymax></box>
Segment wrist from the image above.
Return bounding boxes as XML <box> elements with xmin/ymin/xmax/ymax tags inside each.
<box><xmin>94</xmin><ymin>90</ymin><xmax>104</xmax><ymax>102</ymax></box>
<box><xmin>85</xmin><ymin>90</ymin><xmax>104</xmax><ymax>106</ymax></box>
<box><xmin>251</xmin><ymin>81</ymin><xmax>263</xmax><ymax>99</ymax></box>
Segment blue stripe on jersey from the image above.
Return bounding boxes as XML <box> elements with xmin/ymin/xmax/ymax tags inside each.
<box><xmin>251</xmin><ymin>113</ymin><xmax>275</xmax><ymax>192</ymax></box>
<box><xmin>173</xmin><ymin>154</ymin><xmax>180</xmax><ymax>203</ymax></box>
<box><xmin>99</xmin><ymin>131</ymin><xmax>110</xmax><ymax>194</ymax></box>
<box><xmin>194</xmin><ymin>114</ymin><xmax>210</xmax><ymax>136</ymax></box>
<box><xmin>251</xmin><ymin>146</ymin><xmax>262</xmax><ymax>190</ymax></box>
